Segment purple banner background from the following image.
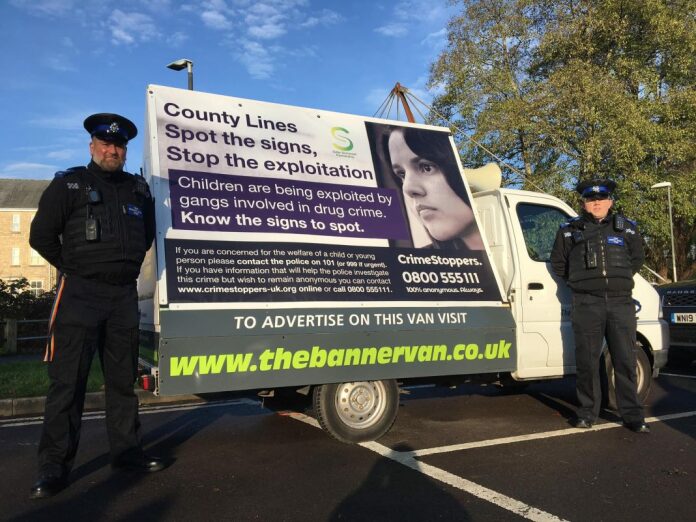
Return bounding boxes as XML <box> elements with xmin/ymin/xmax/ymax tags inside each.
<box><xmin>168</xmin><ymin>169</ymin><xmax>409</xmax><ymax>240</ymax></box>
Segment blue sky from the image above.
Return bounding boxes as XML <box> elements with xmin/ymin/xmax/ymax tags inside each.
<box><xmin>0</xmin><ymin>0</ymin><xmax>456</xmax><ymax>180</ymax></box>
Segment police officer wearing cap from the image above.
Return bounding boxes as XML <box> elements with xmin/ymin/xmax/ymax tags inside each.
<box><xmin>550</xmin><ymin>179</ymin><xmax>649</xmax><ymax>434</ymax></box>
<box><xmin>28</xmin><ymin>113</ymin><xmax>164</xmax><ymax>499</ymax></box>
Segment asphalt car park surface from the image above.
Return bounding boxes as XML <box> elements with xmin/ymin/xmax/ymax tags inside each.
<box><xmin>1</xmin><ymin>365</ymin><xmax>694</xmax><ymax>521</ymax></box>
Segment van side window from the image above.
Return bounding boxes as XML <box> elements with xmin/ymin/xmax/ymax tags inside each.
<box><xmin>516</xmin><ymin>203</ymin><xmax>570</xmax><ymax>262</ymax></box>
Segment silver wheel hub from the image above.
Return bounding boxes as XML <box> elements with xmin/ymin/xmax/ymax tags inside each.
<box><xmin>335</xmin><ymin>381</ymin><xmax>387</xmax><ymax>430</ymax></box>
<box><xmin>636</xmin><ymin>359</ymin><xmax>645</xmax><ymax>390</ymax></box>
<box><xmin>610</xmin><ymin>353</ymin><xmax>646</xmax><ymax>393</ymax></box>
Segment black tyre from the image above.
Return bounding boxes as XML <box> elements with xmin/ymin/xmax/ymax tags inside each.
<box><xmin>603</xmin><ymin>345</ymin><xmax>652</xmax><ymax>411</ymax></box>
<box><xmin>313</xmin><ymin>380</ymin><xmax>399</xmax><ymax>443</ymax></box>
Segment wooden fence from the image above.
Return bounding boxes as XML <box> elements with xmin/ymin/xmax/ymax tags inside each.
<box><xmin>1</xmin><ymin>319</ymin><xmax>47</xmax><ymax>354</ymax></box>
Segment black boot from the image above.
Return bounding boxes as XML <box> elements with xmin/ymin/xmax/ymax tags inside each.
<box><xmin>29</xmin><ymin>474</ymin><xmax>68</xmax><ymax>499</ymax></box>
<box><xmin>112</xmin><ymin>448</ymin><xmax>167</xmax><ymax>473</ymax></box>
<box><xmin>624</xmin><ymin>421</ymin><xmax>650</xmax><ymax>433</ymax></box>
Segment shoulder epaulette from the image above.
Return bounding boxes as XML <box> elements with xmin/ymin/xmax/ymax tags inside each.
<box><xmin>131</xmin><ymin>174</ymin><xmax>152</xmax><ymax>198</ymax></box>
<box><xmin>614</xmin><ymin>213</ymin><xmax>637</xmax><ymax>231</ymax></box>
<box><xmin>54</xmin><ymin>166</ymin><xmax>87</xmax><ymax>179</ymax></box>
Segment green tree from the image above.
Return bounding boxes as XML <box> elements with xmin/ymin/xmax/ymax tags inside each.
<box><xmin>429</xmin><ymin>0</ymin><xmax>566</xmax><ymax>193</ymax></box>
<box><xmin>430</xmin><ymin>0</ymin><xmax>696</xmax><ymax>279</ymax></box>
<box><xmin>0</xmin><ymin>278</ymin><xmax>55</xmax><ymax>320</ymax></box>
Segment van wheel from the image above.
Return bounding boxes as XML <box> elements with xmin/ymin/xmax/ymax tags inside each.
<box><xmin>313</xmin><ymin>380</ymin><xmax>399</xmax><ymax>443</ymax></box>
<box><xmin>602</xmin><ymin>345</ymin><xmax>652</xmax><ymax>410</ymax></box>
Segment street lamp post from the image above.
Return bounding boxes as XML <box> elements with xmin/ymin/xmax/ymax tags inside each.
<box><xmin>166</xmin><ymin>58</ymin><xmax>194</xmax><ymax>90</ymax></box>
<box><xmin>650</xmin><ymin>181</ymin><xmax>677</xmax><ymax>282</ymax></box>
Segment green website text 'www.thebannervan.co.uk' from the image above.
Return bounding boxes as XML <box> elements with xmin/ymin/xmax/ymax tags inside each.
<box><xmin>169</xmin><ymin>341</ymin><xmax>513</xmax><ymax>376</ymax></box>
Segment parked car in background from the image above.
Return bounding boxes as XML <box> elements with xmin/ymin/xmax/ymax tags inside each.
<box><xmin>657</xmin><ymin>280</ymin><xmax>696</xmax><ymax>366</ymax></box>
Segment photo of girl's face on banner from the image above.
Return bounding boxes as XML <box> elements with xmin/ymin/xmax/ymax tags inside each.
<box><xmin>366</xmin><ymin>122</ymin><xmax>485</xmax><ymax>251</ymax></box>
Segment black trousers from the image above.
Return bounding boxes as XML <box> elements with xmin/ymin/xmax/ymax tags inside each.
<box><xmin>571</xmin><ymin>292</ymin><xmax>643</xmax><ymax>423</ymax></box>
<box><xmin>38</xmin><ymin>275</ymin><xmax>141</xmax><ymax>476</ymax></box>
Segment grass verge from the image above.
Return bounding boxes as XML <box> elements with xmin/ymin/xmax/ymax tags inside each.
<box><xmin>0</xmin><ymin>360</ymin><xmax>104</xmax><ymax>400</ymax></box>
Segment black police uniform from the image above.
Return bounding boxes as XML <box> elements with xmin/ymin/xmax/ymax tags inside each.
<box><xmin>550</xmin><ymin>182</ymin><xmax>645</xmax><ymax>427</ymax></box>
<box><xmin>29</xmin><ymin>115</ymin><xmax>155</xmax><ymax>485</ymax></box>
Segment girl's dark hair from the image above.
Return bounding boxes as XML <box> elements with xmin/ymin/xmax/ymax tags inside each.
<box><xmin>382</xmin><ymin>126</ymin><xmax>469</xmax><ymax>202</ymax></box>
<box><xmin>374</xmin><ymin>125</ymin><xmax>472</xmax><ymax>250</ymax></box>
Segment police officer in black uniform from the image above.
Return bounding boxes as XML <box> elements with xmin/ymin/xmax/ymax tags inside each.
<box><xmin>28</xmin><ymin>113</ymin><xmax>165</xmax><ymax>499</ymax></box>
<box><xmin>550</xmin><ymin>179</ymin><xmax>649</xmax><ymax>433</ymax></box>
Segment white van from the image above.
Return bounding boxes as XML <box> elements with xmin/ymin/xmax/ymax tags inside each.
<box><xmin>138</xmin><ymin>85</ymin><xmax>668</xmax><ymax>442</ymax></box>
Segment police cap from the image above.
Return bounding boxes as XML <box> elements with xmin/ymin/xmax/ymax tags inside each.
<box><xmin>83</xmin><ymin>113</ymin><xmax>137</xmax><ymax>144</ymax></box>
<box><xmin>576</xmin><ymin>178</ymin><xmax>617</xmax><ymax>199</ymax></box>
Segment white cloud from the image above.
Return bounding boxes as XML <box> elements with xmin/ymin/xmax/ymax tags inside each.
<box><xmin>9</xmin><ymin>0</ymin><xmax>75</xmax><ymax>17</ymax></box>
<box><xmin>42</xmin><ymin>35</ymin><xmax>79</xmax><ymax>72</ymax></box>
<box><xmin>44</xmin><ymin>54</ymin><xmax>76</xmax><ymax>72</ymax></box>
<box><xmin>375</xmin><ymin>1</ymin><xmax>451</xmax><ymax>39</ymax></box>
<box><xmin>245</xmin><ymin>3</ymin><xmax>286</xmax><ymax>39</ymax></box>
<box><xmin>61</xmin><ymin>36</ymin><xmax>76</xmax><ymax>49</ymax></box>
<box><xmin>301</xmin><ymin>9</ymin><xmax>341</xmax><ymax>28</ymax></box>
<box><xmin>205</xmin><ymin>0</ymin><xmax>234</xmax><ymax>11</ymax></box>
<box><xmin>283</xmin><ymin>45</ymin><xmax>317</xmax><ymax>59</ymax></box>
<box><xmin>109</xmin><ymin>10</ymin><xmax>159</xmax><ymax>45</ymax></box>
<box><xmin>140</xmin><ymin>0</ymin><xmax>171</xmax><ymax>14</ymax></box>
<box><xmin>300</xmin><ymin>17</ymin><xmax>319</xmax><ymax>28</ymax></box>
<box><xmin>255</xmin><ymin>0</ymin><xmax>307</xmax><ymax>11</ymax></box>
<box><xmin>422</xmin><ymin>27</ymin><xmax>447</xmax><ymax>48</ymax></box>
<box><xmin>394</xmin><ymin>0</ymin><xmax>446</xmax><ymax>22</ymax></box>
<box><xmin>167</xmin><ymin>31</ymin><xmax>189</xmax><ymax>47</ymax></box>
<box><xmin>236</xmin><ymin>40</ymin><xmax>274</xmax><ymax>79</ymax></box>
<box><xmin>29</xmin><ymin>112</ymin><xmax>85</xmax><ymax>130</ymax></box>
<box><xmin>0</xmin><ymin>162</ymin><xmax>58</xmax><ymax>180</ymax></box>
<box><xmin>46</xmin><ymin>149</ymin><xmax>79</xmax><ymax>161</ymax></box>
<box><xmin>248</xmin><ymin>22</ymin><xmax>286</xmax><ymax>40</ymax></box>
<box><xmin>201</xmin><ymin>10</ymin><xmax>231</xmax><ymax>30</ymax></box>
<box><xmin>375</xmin><ymin>23</ymin><xmax>408</xmax><ymax>37</ymax></box>
<box><xmin>393</xmin><ymin>1</ymin><xmax>416</xmax><ymax>21</ymax></box>
<box><xmin>198</xmin><ymin>0</ymin><xmax>238</xmax><ymax>29</ymax></box>
<box><xmin>242</xmin><ymin>1</ymin><xmax>337</xmax><ymax>40</ymax></box>
<box><xmin>276</xmin><ymin>0</ymin><xmax>308</xmax><ymax>7</ymax></box>
<box><xmin>213</xmin><ymin>0</ymin><xmax>346</xmax><ymax>79</ymax></box>
<box><xmin>248</xmin><ymin>2</ymin><xmax>281</xmax><ymax>17</ymax></box>
<box><xmin>366</xmin><ymin>87</ymin><xmax>394</xmax><ymax>114</ymax></box>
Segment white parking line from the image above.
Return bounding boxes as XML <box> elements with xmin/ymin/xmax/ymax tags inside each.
<box><xmin>406</xmin><ymin>410</ymin><xmax>696</xmax><ymax>457</ymax></box>
<box><xmin>363</xmin><ymin>441</ymin><xmax>567</xmax><ymax>522</ymax></box>
<box><xmin>4</xmin><ymin>398</ymin><xmax>693</xmax><ymax>520</ymax></box>
<box><xmin>660</xmin><ymin>372</ymin><xmax>696</xmax><ymax>379</ymax></box>
<box><xmin>0</xmin><ymin>398</ymin><xmax>261</xmax><ymax>428</ymax></box>
<box><xmin>285</xmin><ymin>411</ymin><xmax>567</xmax><ymax>522</ymax></box>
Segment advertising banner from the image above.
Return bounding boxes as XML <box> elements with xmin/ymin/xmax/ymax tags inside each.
<box><xmin>143</xmin><ymin>85</ymin><xmax>515</xmax><ymax>394</ymax></box>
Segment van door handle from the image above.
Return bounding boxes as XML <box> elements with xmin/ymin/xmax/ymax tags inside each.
<box><xmin>528</xmin><ymin>283</ymin><xmax>544</xmax><ymax>290</ymax></box>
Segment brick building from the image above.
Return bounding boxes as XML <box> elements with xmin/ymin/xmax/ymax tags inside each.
<box><xmin>0</xmin><ymin>179</ymin><xmax>56</xmax><ymax>295</ymax></box>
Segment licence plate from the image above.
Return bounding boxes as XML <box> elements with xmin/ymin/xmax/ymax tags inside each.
<box><xmin>672</xmin><ymin>312</ymin><xmax>696</xmax><ymax>324</ymax></box>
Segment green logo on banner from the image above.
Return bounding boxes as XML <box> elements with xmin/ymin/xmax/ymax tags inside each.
<box><xmin>331</xmin><ymin>127</ymin><xmax>353</xmax><ymax>152</ymax></box>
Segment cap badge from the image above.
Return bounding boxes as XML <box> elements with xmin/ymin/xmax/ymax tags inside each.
<box><xmin>108</xmin><ymin>122</ymin><xmax>120</xmax><ymax>134</ymax></box>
